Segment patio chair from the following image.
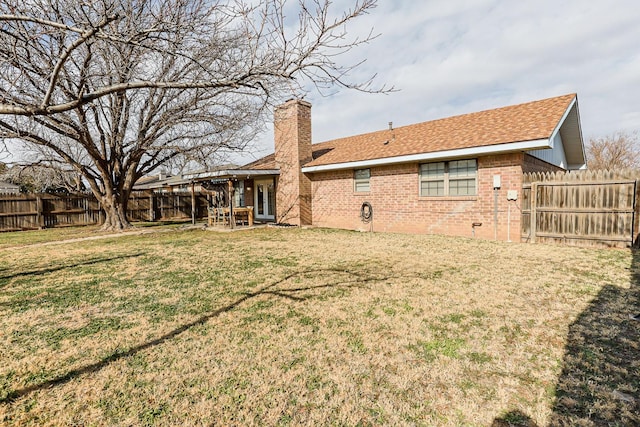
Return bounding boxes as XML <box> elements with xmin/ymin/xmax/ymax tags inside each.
<box><xmin>207</xmin><ymin>207</ymin><xmax>215</xmax><ymax>226</ymax></box>
<box><xmin>215</xmin><ymin>207</ymin><xmax>228</xmax><ymax>226</ymax></box>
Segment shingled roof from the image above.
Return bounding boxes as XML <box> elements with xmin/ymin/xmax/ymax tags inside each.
<box><xmin>244</xmin><ymin>93</ymin><xmax>583</xmax><ymax>171</ymax></box>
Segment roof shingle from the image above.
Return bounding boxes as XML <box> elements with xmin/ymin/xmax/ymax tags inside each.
<box><xmin>245</xmin><ymin>93</ymin><xmax>577</xmax><ymax>169</ymax></box>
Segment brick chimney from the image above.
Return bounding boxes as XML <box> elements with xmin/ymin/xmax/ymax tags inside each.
<box><xmin>274</xmin><ymin>99</ymin><xmax>312</xmax><ymax>225</ymax></box>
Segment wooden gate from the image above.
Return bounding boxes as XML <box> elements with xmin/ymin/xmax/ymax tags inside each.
<box><xmin>522</xmin><ymin>170</ymin><xmax>640</xmax><ymax>248</ymax></box>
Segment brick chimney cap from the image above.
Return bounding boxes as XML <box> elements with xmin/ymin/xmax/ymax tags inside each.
<box><xmin>278</xmin><ymin>98</ymin><xmax>312</xmax><ymax>109</ymax></box>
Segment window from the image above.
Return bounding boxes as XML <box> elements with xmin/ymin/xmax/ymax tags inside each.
<box><xmin>354</xmin><ymin>169</ymin><xmax>370</xmax><ymax>192</ymax></box>
<box><xmin>233</xmin><ymin>180</ymin><xmax>245</xmax><ymax>207</ymax></box>
<box><xmin>420</xmin><ymin>159</ymin><xmax>477</xmax><ymax>196</ymax></box>
<box><xmin>420</xmin><ymin>162</ymin><xmax>445</xmax><ymax>196</ymax></box>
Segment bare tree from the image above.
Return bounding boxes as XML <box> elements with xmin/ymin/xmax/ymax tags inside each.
<box><xmin>0</xmin><ymin>163</ymin><xmax>83</xmax><ymax>193</ymax></box>
<box><xmin>586</xmin><ymin>131</ymin><xmax>640</xmax><ymax>171</ymax></box>
<box><xmin>0</xmin><ymin>0</ymin><xmax>387</xmax><ymax>230</ymax></box>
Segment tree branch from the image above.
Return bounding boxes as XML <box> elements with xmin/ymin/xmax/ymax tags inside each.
<box><xmin>42</xmin><ymin>14</ymin><xmax>120</xmax><ymax>108</ymax></box>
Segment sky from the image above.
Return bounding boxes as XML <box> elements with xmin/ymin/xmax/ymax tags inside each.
<box><xmin>237</xmin><ymin>0</ymin><xmax>640</xmax><ymax>164</ymax></box>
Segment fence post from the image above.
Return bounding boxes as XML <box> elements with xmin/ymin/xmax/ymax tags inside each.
<box><xmin>84</xmin><ymin>195</ymin><xmax>90</xmax><ymax>225</ymax></box>
<box><xmin>530</xmin><ymin>182</ymin><xmax>537</xmax><ymax>243</ymax></box>
<box><xmin>633</xmin><ymin>179</ymin><xmax>639</xmax><ymax>247</ymax></box>
<box><xmin>228</xmin><ymin>179</ymin><xmax>234</xmax><ymax>229</ymax></box>
<box><xmin>149</xmin><ymin>192</ymin><xmax>155</xmax><ymax>221</ymax></box>
<box><xmin>191</xmin><ymin>182</ymin><xmax>196</xmax><ymax>225</ymax></box>
<box><xmin>36</xmin><ymin>194</ymin><xmax>45</xmax><ymax>229</ymax></box>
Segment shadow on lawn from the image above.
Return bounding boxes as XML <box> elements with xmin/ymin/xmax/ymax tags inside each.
<box><xmin>492</xmin><ymin>410</ymin><xmax>538</xmax><ymax>427</ymax></box>
<box><xmin>547</xmin><ymin>249</ymin><xmax>640</xmax><ymax>426</ymax></box>
<box><xmin>0</xmin><ymin>267</ymin><xmax>386</xmax><ymax>404</ymax></box>
<box><xmin>0</xmin><ymin>253</ymin><xmax>145</xmax><ymax>283</ymax></box>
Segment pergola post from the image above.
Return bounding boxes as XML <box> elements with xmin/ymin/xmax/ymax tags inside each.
<box><xmin>228</xmin><ymin>179</ymin><xmax>234</xmax><ymax>229</ymax></box>
<box><xmin>190</xmin><ymin>181</ymin><xmax>196</xmax><ymax>225</ymax></box>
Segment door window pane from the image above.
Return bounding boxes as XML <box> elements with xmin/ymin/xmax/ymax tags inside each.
<box><xmin>267</xmin><ymin>183</ymin><xmax>275</xmax><ymax>216</ymax></box>
<box><xmin>257</xmin><ymin>184</ymin><xmax>264</xmax><ymax>215</ymax></box>
<box><xmin>234</xmin><ymin>181</ymin><xmax>245</xmax><ymax>207</ymax></box>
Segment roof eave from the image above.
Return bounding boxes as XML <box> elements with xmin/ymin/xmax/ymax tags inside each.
<box><xmin>214</xmin><ymin>169</ymin><xmax>280</xmax><ymax>177</ymax></box>
<box><xmin>568</xmin><ymin>163</ymin><xmax>588</xmax><ymax>170</ymax></box>
<box><xmin>181</xmin><ymin>169</ymin><xmax>280</xmax><ymax>181</ymax></box>
<box><xmin>301</xmin><ymin>139</ymin><xmax>552</xmax><ymax>173</ymax></box>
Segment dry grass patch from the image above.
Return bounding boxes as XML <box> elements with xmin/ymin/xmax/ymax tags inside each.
<box><xmin>0</xmin><ymin>220</ymin><xmax>187</xmax><ymax>249</ymax></box>
<box><xmin>0</xmin><ymin>227</ymin><xmax>637</xmax><ymax>426</ymax></box>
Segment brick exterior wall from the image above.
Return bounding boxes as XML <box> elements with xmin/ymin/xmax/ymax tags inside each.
<box><xmin>270</xmin><ymin>100</ymin><xmax>564</xmax><ymax>240</ymax></box>
<box><xmin>274</xmin><ymin>100</ymin><xmax>313</xmax><ymax>225</ymax></box>
<box><xmin>309</xmin><ymin>153</ymin><xmax>530</xmax><ymax>241</ymax></box>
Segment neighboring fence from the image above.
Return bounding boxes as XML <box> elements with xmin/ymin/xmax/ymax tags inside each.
<box><xmin>522</xmin><ymin>170</ymin><xmax>640</xmax><ymax>248</ymax></box>
<box><xmin>0</xmin><ymin>192</ymin><xmax>211</xmax><ymax>231</ymax></box>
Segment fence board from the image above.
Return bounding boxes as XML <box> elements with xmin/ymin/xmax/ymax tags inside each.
<box><xmin>0</xmin><ymin>191</ymin><xmax>211</xmax><ymax>232</ymax></box>
<box><xmin>522</xmin><ymin>170</ymin><xmax>640</xmax><ymax>248</ymax></box>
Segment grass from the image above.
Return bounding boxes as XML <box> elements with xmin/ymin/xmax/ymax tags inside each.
<box><xmin>0</xmin><ymin>220</ymin><xmax>189</xmax><ymax>249</ymax></box>
<box><xmin>0</xmin><ymin>226</ymin><xmax>638</xmax><ymax>426</ymax></box>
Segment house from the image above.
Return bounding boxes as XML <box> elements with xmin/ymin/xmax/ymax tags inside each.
<box><xmin>133</xmin><ymin>165</ymin><xmax>241</xmax><ymax>194</ymax></box>
<box><xmin>193</xmin><ymin>94</ymin><xmax>586</xmax><ymax>240</ymax></box>
<box><xmin>0</xmin><ymin>181</ymin><xmax>20</xmax><ymax>194</ymax></box>
<box><xmin>132</xmin><ymin>172</ymin><xmax>173</xmax><ymax>191</ymax></box>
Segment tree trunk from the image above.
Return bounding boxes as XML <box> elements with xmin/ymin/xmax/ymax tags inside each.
<box><xmin>99</xmin><ymin>194</ymin><xmax>133</xmax><ymax>231</ymax></box>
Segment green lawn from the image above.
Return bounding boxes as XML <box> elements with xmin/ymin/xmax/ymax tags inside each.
<box><xmin>0</xmin><ymin>227</ymin><xmax>637</xmax><ymax>426</ymax></box>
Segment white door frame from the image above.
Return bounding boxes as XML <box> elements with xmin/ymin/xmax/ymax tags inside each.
<box><xmin>254</xmin><ymin>178</ymin><xmax>275</xmax><ymax>220</ymax></box>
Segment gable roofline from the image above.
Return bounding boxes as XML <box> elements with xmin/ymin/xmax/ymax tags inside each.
<box><xmin>550</xmin><ymin>96</ymin><xmax>575</xmax><ymax>142</ymax></box>
<box><xmin>300</xmin><ymin>93</ymin><xmax>583</xmax><ymax>172</ymax></box>
<box><xmin>245</xmin><ymin>93</ymin><xmax>583</xmax><ymax>173</ymax></box>
<box><xmin>301</xmin><ymin>138</ymin><xmax>551</xmax><ymax>173</ymax></box>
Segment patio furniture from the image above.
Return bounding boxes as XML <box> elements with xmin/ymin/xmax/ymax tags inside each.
<box><xmin>222</xmin><ymin>206</ymin><xmax>254</xmax><ymax>227</ymax></box>
<box><xmin>207</xmin><ymin>207</ymin><xmax>215</xmax><ymax>226</ymax></box>
<box><xmin>215</xmin><ymin>207</ymin><xmax>228</xmax><ymax>226</ymax></box>
<box><xmin>208</xmin><ymin>207</ymin><xmax>228</xmax><ymax>226</ymax></box>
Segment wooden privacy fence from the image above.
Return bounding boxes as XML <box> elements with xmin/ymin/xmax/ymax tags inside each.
<box><xmin>0</xmin><ymin>192</ymin><xmax>211</xmax><ymax>231</ymax></box>
<box><xmin>126</xmin><ymin>193</ymin><xmax>209</xmax><ymax>222</ymax></box>
<box><xmin>522</xmin><ymin>170</ymin><xmax>640</xmax><ymax>248</ymax></box>
<box><xmin>0</xmin><ymin>194</ymin><xmax>102</xmax><ymax>231</ymax></box>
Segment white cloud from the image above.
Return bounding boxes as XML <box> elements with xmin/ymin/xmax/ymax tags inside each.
<box><xmin>238</xmin><ymin>0</ymin><xmax>640</xmax><ymax>164</ymax></box>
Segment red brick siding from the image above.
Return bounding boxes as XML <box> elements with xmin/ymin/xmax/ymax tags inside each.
<box><xmin>309</xmin><ymin>153</ymin><xmax>526</xmax><ymax>240</ymax></box>
<box><xmin>274</xmin><ymin>100</ymin><xmax>312</xmax><ymax>225</ymax></box>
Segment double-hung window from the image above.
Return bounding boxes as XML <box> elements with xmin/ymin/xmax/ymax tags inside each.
<box><xmin>420</xmin><ymin>159</ymin><xmax>477</xmax><ymax>196</ymax></box>
<box><xmin>354</xmin><ymin>169</ymin><xmax>370</xmax><ymax>192</ymax></box>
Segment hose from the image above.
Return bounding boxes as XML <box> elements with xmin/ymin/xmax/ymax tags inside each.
<box><xmin>360</xmin><ymin>201</ymin><xmax>373</xmax><ymax>223</ymax></box>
